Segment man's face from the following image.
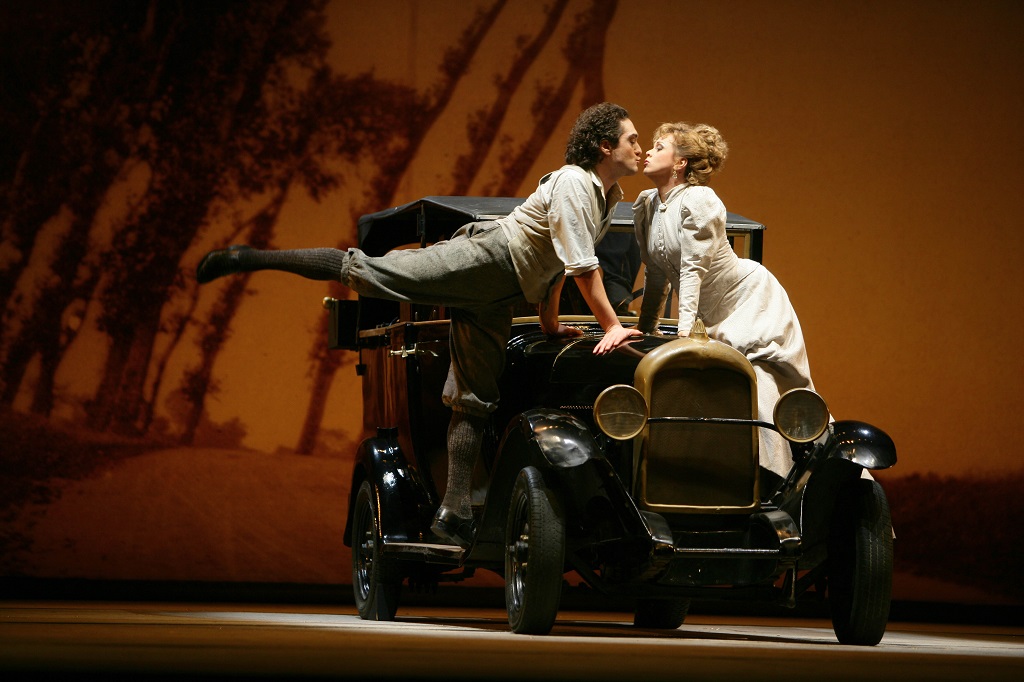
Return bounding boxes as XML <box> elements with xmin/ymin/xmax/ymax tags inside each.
<box><xmin>607</xmin><ymin>118</ymin><xmax>642</xmax><ymax>178</ymax></box>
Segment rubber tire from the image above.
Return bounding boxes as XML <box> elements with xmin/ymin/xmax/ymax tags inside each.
<box><xmin>505</xmin><ymin>466</ymin><xmax>565</xmax><ymax>635</ymax></box>
<box><xmin>352</xmin><ymin>480</ymin><xmax>401</xmax><ymax>620</ymax></box>
<box><xmin>634</xmin><ymin>598</ymin><xmax>690</xmax><ymax>629</ymax></box>
<box><xmin>827</xmin><ymin>478</ymin><xmax>893</xmax><ymax>645</ymax></box>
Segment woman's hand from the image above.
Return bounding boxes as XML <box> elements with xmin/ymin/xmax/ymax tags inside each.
<box><xmin>593</xmin><ymin>323</ymin><xmax>643</xmax><ymax>355</ymax></box>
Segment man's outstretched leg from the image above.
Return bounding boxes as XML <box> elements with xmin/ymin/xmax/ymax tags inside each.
<box><xmin>197</xmin><ymin>246</ymin><xmax>347</xmax><ymax>283</ymax></box>
<box><xmin>430</xmin><ymin>410</ymin><xmax>487</xmax><ymax>549</ymax></box>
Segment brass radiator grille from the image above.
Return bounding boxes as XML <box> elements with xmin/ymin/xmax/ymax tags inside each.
<box><xmin>642</xmin><ymin>367</ymin><xmax>757</xmax><ymax>508</ymax></box>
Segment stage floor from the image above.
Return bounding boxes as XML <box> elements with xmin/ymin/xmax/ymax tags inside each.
<box><xmin>2</xmin><ymin>601</ymin><xmax>1022</xmax><ymax>680</ymax></box>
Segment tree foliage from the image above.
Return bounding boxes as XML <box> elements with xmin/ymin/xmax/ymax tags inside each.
<box><xmin>0</xmin><ymin>0</ymin><xmax>617</xmax><ymax>453</ymax></box>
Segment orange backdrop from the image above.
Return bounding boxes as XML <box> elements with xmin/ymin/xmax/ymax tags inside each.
<box><xmin>2</xmin><ymin>0</ymin><xmax>1021</xmax><ymax>605</ymax></box>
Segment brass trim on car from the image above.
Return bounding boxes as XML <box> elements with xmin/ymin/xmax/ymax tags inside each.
<box><xmin>632</xmin><ymin>334</ymin><xmax>761</xmax><ymax>514</ymax></box>
<box><xmin>594</xmin><ymin>384</ymin><xmax>648</xmax><ymax>440</ymax></box>
<box><xmin>773</xmin><ymin>387</ymin><xmax>829</xmax><ymax>443</ymax></box>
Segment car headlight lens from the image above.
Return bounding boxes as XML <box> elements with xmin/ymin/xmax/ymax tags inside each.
<box><xmin>593</xmin><ymin>385</ymin><xmax>648</xmax><ymax>440</ymax></box>
<box><xmin>774</xmin><ymin>388</ymin><xmax>829</xmax><ymax>443</ymax></box>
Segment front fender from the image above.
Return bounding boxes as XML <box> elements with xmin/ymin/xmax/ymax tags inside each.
<box><xmin>777</xmin><ymin>420</ymin><xmax>897</xmax><ymax>551</ymax></box>
<box><xmin>516</xmin><ymin>409</ymin><xmax>604</xmax><ymax>468</ymax></box>
<box><xmin>342</xmin><ymin>429</ymin><xmax>433</xmax><ymax>546</ymax></box>
<box><xmin>472</xmin><ymin>408</ymin><xmax>647</xmax><ymax>564</ymax></box>
<box><xmin>825</xmin><ymin>420</ymin><xmax>897</xmax><ymax>470</ymax></box>
<box><xmin>486</xmin><ymin>409</ymin><xmax>606</xmax><ymax>493</ymax></box>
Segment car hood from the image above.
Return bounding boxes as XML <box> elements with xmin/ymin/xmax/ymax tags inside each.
<box><xmin>500</xmin><ymin>324</ymin><xmax>677</xmax><ymax>413</ymax></box>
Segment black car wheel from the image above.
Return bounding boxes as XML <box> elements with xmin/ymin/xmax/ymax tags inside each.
<box><xmin>352</xmin><ymin>480</ymin><xmax>401</xmax><ymax>620</ymax></box>
<box><xmin>827</xmin><ymin>478</ymin><xmax>893</xmax><ymax>645</ymax></box>
<box><xmin>505</xmin><ymin>466</ymin><xmax>565</xmax><ymax>635</ymax></box>
<box><xmin>634</xmin><ymin>598</ymin><xmax>690</xmax><ymax>629</ymax></box>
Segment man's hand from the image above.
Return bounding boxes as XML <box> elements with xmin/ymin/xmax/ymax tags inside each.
<box><xmin>546</xmin><ymin>323</ymin><xmax>584</xmax><ymax>339</ymax></box>
<box><xmin>570</xmin><ymin>270</ymin><xmax>643</xmax><ymax>354</ymax></box>
<box><xmin>593</xmin><ymin>323</ymin><xmax>643</xmax><ymax>355</ymax></box>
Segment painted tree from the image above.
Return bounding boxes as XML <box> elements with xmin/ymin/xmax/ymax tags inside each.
<box><xmin>490</xmin><ymin>0</ymin><xmax>617</xmax><ymax>196</ymax></box>
<box><xmin>0</xmin><ymin>1</ymin><xmax>167</xmax><ymax>407</ymax></box>
<box><xmin>85</xmin><ymin>1</ymin><xmax>335</xmax><ymax>435</ymax></box>
<box><xmin>0</xmin><ymin>0</ymin><xmax>619</xmax><ymax>455</ymax></box>
<box><xmin>176</xmin><ymin>69</ymin><xmax>424</xmax><ymax>444</ymax></box>
<box><xmin>292</xmin><ymin>0</ymin><xmax>510</xmax><ymax>454</ymax></box>
<box><xmin>0</xmin><ymin>2</ymin><xmax>127</xmax><ymax>312</ymax></box>
<box><xmin>446</xmin><ymin>0</ymin><xmax>570</xmax><ymax>195</ymax></box>
<box><xmin>293</xmin><ymin>0</ymin><xmax>618</xmax><ymax>453</ymax></box>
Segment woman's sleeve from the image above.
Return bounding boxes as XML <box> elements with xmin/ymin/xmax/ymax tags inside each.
<box><xmin>675</xmin><ymin>187</ymin><xmax>725</xmax><ymax>335</ymax></box>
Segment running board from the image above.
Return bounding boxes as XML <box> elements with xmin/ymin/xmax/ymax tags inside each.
<box><xmin>673</xmin><ymin>545</ymin><xmax>794</xmax><ymax>559</ymax></box>
<box><xmin>381</xmin><ymin>542</ymin><xmax>465</xmax><ymax>564</ymax></box>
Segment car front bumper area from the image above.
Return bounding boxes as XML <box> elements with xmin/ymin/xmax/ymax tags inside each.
<box><xmin>646</xmin><ymin>508</ymin><xmax>802</xmax><ymax>588</ymax></box>
<box><xmin>569</xmin><ymin>505</ymin><xmax>804</xmax><ymax>605</ymax></box>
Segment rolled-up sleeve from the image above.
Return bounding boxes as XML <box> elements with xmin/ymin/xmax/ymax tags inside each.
<box><xmin>548</xmin><ymin>172</ymin><xmax>601</xmax><ymax>276</ymax></box>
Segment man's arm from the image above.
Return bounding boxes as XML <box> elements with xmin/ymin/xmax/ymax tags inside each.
<box><xmin>574</xmin><ymin>269</ymin><xmax>643</xmax><ymax>355</ymax></box>
<box><xmin>539</xmin><ymin>275</ymin><xmax>581</xmax><ymax>338</ymax></box>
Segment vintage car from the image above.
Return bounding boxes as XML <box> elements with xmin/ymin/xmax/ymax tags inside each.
<box><xmin>328</xmin><ymin>197</ymin><xmax>896</xmax><ymax>645</ymax></box>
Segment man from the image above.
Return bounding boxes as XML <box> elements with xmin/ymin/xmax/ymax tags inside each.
<box><xmin>196</xmin><ymin>102</ymin><xmax>643</xmax><ymax>547</ymax></box>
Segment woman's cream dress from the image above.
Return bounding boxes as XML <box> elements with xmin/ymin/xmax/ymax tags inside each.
<box><xmin>633</xmin><ymin>185</ymin><xmax>818</xmax><ymax>477</ymax></box>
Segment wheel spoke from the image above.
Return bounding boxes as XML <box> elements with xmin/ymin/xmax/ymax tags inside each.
<box><xmin>504</xmin><ymin>467</ymin><xmax>565</xmax><ymax>635</ymax></box>
<box><xmin>351</xmin><ymin>481</ymin><xmax>401</xmax><ymax>621</ymax></box>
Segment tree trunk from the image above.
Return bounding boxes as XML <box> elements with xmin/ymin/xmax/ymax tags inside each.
<box><xmin>0</xmin><ymin>329</ymin><xmax>35</xmax><ymax>405</ymax></box>
<box><xmin>494</xmin><ymin>0</ymin><xmax>617</xmax><ymax>196</ymax></box>
<box><xmin>293</xmin><ymin>0</ymin><xmax>508</xmax><ymax>453</ymax></box>
<box><xmin>1</xmin><ymin>199</ymin><xmax>107</xmax><ymax>411</ymax></box>
<box><xmin>29</xmin><ymin>319</ymin><xmax>63</xmax><ymax>416</ymax></box>
<box><xmin>448</xmin><ymin>0</ymin><xmax>568</xmax><ymax>195</ymax></box>
<box><xmin>86</xmin><ymin>329</ymin><xmax>132</xmax><ymax>431</ymax></box>
<box><xmin>87</xmin><ymin>2</ymin><xmax>296</xmax><ymax>434</ymax></box>
<box><xmin>178</xmin><ymin>192</ymin><xmax>287</xmax><ymax>445</ymax></box>
<box><xmin>107</xmin><ymin>312</ymin><xmax>162</xmax><ymax>435</ymax></box>
<box><xmin>0</xmin><ymin>118</ymin><xmax>49</xmax><ymax>312</ymax></box>
<box><xmin>295</xmin><ymin>315</ymin><xmax>344</xmax><ymax>455</ymax></box>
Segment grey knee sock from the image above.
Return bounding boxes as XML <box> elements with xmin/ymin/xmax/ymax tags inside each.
<box><xmin>441</xmin><ymin>411</ymin><xmax>486</xmax><ymax>518</ymax></box>
<box><xmin>237</xmin><ymin>248</ymin><xmax>347</xmax><ymax>281</ymax></box>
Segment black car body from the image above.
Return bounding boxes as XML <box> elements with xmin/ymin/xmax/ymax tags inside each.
<box><xmin>329</xmin><ymin>197</ymin><xmax>896</xmax><ymax>644</ymax></box>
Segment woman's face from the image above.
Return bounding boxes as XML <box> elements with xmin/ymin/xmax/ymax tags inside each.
<box><xmin>643</xmin><ymin>136</ymin><xmax>683</xmax><ymax>182</ymax></box>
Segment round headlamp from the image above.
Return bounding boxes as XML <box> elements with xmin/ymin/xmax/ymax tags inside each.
<box><xmin>593</xmin><ymin>384</ymin><xmax>648</xmax><ymax>440</ymax></box>
<box><xmin>773</xmin><ymin>388</ymin><xmax>829</xmax><ymax>443</ymax></box>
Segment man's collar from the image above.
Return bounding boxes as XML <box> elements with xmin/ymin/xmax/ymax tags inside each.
<box><xmin>561</xmin><ymin>164</ymin><xmax>623</xmax><ymax>204</ymax></box>
<box><xmin>584</xmin><ymin>166</ymin><xmax>622</xmax><ymax>203</ymax></box>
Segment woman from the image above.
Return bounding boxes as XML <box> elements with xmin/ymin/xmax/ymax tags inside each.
<box><xmin>196</xmin><ymin>103</ymin><xmax>644</xmax><ymax>548</ymax></box>
<box><xmin>633</xmin><ymin>122</ymin><xmax>817</xmax><ymax>478</ymax></box>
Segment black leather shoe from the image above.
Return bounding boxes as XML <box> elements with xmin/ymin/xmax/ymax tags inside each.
<box><xmin>196</xmin><ymin>245</ymin><xmax>254</xmax><ymax>284</ymax></box>
<box><xmin>430</xmin><ymin>507</ymin><xmax>476</xmax><ymax>549</ymax></box>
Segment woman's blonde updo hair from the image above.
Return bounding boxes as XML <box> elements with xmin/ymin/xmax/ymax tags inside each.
<box><xmin>653</xmin><ymin>122</ymin><xmax>728</xmax><ymax>186</ymax></box>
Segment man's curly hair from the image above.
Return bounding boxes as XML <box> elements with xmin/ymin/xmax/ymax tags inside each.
<box><xmin>564</xmin><ymin>102</ymin><xmax>629</xmax><ymax>169</ymax></box>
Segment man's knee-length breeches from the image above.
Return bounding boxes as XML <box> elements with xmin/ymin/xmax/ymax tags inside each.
<box><xmin>340</xmin><ymin>221</ymin><xmax>528</xmax><ymax>416</ymax></box>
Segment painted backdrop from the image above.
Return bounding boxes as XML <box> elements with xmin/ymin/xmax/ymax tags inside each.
<box><xmin>2</xmin><ymin>0</ymin><xmax>1021</xmax><ymax>606</ymax></box>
